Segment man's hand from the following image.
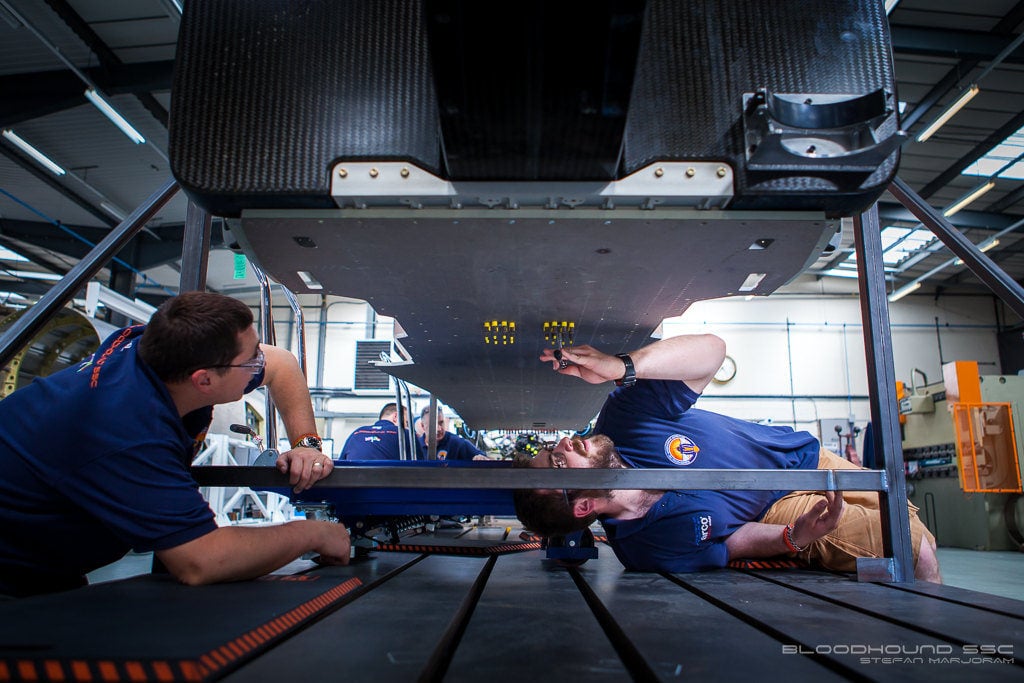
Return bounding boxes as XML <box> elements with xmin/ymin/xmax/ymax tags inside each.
<box><xmin>790</xmin><ymin>490</ymin><xmax>844</xmax><ymax>548</ymax></box>
<box><xmin>539</xmin><ymin>345</ymin><xmax>624</xmax><ymax>384</ymax></box>
<box><xmin>277</xmin><ymin>447</ymin><xmax>334</xmax><ymax>492</ymax></box>
<box><xmin>312</xmin><ymin>521</ymin><xmax>351</xmax><ymax>566</ymax></box>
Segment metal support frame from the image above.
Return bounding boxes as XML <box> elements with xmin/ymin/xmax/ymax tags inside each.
<box><xmin>0</xmin><ymin>179</ymin><xmax>178</xmax><ymax>368</ymax></box>
<box><xmin>426</xmin><ymin>396</ymin><xmax>439</xmax><ymax>460</ymax></box>
<box><xmin>179</xmin><ymin>200</ymin><xmax>212</xmax><ymax>293</ymax></box>
<box><xmin>193</xmin><ymin>434</ymin><xmax>293</xmax><ymax>524</ymax></box>
<box><xmin>853</xmin><ymin>204</ymin><xmax>914</xmax><ymax>582</ymax></box>
<box><xmin>394</xmin><ymin>378</ymin><xmax>416</xmax><ymax>460</ymax></box>
<box><xmin>278</xmin><ymin>285</ymin><xmax>307</xmax><ymax>378</ymax></box>
<box><xmin>193</xmin><ymin>465</ymin><xmax>887</xmax><ymax>491</ymax></box>
<box><xmin>250</xmin><ymin>261</ymin><xmax>278</xmax><ymax>449</ymax></box>
<box><xmin>888</xmin><ymin>177</ymin><xmax>1024</xmax><ymax>318</ymax></box>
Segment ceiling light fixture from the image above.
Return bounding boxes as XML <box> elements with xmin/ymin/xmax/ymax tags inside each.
<box><xmin>916</xmin><ymin>84</ymin><xmax>980</xmax><ymax>143</ymax></box>
<box><xmin>954</xmin><ymin>238</ymin><xmax>1000</xmax><ymax>265</ymax></box>
<box><xmin>942</xmin><ymin>180</ymin><xmax>996</xmax><ymax>217</ymax></box>
<box><xmin>84</xmin><ymin>88</ymin><xmax>146</xmax><ymax>144</ymax></box>
<box><xmin>1</xmin><ymin>129</ymin><xmax>66</xmax><ymax>175</ymax></box>
<box><xmin>888</xmin><ymin>281</ymin><xmax>921</xmax><ymax>303</ymax></box>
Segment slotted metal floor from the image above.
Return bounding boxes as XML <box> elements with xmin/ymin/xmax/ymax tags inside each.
<box><xmin>4</xmin><ymin>531</ymin><xmax>1022</xmax><ymax>682</ymax></box>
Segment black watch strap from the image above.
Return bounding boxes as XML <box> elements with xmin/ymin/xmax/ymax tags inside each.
<box><xmin>614</xmin><ymin>353</ymin><xmax>637</xmax><ymax>387</ymax></box>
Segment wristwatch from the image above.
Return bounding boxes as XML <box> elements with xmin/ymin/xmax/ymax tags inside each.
<box><xmin>292</xmin><ymin>435</ymin><xmax>323</xmax><ymax>452</ymax></box>
<box><xmin>614</xmin><ymin>353</ymin><xmax>637</xmax><ymax>387</ymax></box>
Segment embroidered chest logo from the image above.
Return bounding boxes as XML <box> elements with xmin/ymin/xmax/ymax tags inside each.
<box><xmin>437</xmin><ymin>450</ymin><xmax>449</xmax><ymax>460</ymax></box>
<box><xmin>664</xmin><ymin>434</ymin><xmax>700</xmax><ymax>465</ymax></box>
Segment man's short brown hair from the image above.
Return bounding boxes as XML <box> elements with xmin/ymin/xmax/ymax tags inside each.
<box><xmin>139</xmin><ymin>292</ymin><xmax>254</xmax><ymax>382</ymax></box>
<box><xmin>511</xmin><ymin>452</ymin><xmax>598</xmax><ymax>536</ymax></box>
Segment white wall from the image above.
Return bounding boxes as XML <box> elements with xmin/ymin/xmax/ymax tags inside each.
<box><xmin>660</xmin><ymin>293</ymin><xmax>1002</xmax><ymax>445</ymax></box>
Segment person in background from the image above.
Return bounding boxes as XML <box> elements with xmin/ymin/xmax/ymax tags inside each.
<box><xmin>340</xmin><ymin>402</ymin><xmax>421</xmax><ymax>460</ymax></box>
<box><xmin>418</xmin><ymin>406</ymin><xmax>490</xmax><ymax>461</ymax></box>
<box><xmin>0</xmin><ymin>292</ymin><xmax>349</xmax><ymax>598</ymax></box>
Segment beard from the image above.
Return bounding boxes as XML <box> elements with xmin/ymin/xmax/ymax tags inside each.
<box><xmin>574</xmin><ymin>434</ymin><xmax>624</xmax><ymax>468</ymax></box>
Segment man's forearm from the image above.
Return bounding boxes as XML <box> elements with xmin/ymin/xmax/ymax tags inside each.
<box><xmin>631</xmin><ymin>334</ymin><xmax>726</xmax><ymax>393</ymax></box>
<box><xmin>724</xmin><ymin>522</ymin><xmax>792</xmax><ymax>559</ymax></box>
<box><xmin>156</xmin><ymin>521</ymin><xmax>343</xmax><ymax>585</ymax></box>
<box><xmin>260</xmin><ymin>344</ymin><xmax>318</xmax><ymax>443</ymax></box>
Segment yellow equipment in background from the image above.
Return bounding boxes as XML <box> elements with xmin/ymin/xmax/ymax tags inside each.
<box><xmin>901</xmin><ymin>361</ymin><xmax>1024</xmax><ymax>550</ymax></box>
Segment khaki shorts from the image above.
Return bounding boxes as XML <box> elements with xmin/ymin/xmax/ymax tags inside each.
<box><xmin>759</xmin><ymin>449</ymin><xmax>935</xmax><ymax>572</ymax></box>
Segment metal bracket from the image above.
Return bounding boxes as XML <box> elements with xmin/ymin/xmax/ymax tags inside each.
<box><xmin>743</xmin><ymin>89</ymin><xmax>904</xmax><ymax>176</ymax></box>
<box><xmin>329</xmin><ymin>161</ymin><xmax>734</xmax><ymax>210</ymax></box>
<box><xmin>856</xmin><ymin>556</ymin><xmax>897</xmax><ymax>582</ymax></box>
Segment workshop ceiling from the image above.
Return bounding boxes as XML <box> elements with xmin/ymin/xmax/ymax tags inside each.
<box><xmin>0</xmin><ymin>0</ymin><xmax>1023</xmax><ymax>307</ymax></box>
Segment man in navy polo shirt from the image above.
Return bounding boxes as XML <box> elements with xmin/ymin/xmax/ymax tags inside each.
<box><xmin>513</xmin><ymin>335</ymin><xmax>940</xmax><ymax>582</ymax></box>
<box><xmin>417</xmin><ymin>406</ymin><xmax>488</xmax><ymax>461</ymax></box>
<box><xmin>0</xmin><ymin>292</ymin><xmax>350</xmax><ymax>598</ymax></box>
<box><xmin>340</xmin><ymin>402</ymin><xmax>420</xmax><ymax>460</ymax></box>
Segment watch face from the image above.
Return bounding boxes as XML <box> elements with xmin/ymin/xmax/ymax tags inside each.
<box><xmin>299</xmin><ymin>436</ymin><xmax>323</xmax><ymax>451</ymax></box>
<box><xmin>713</xmin><ymin>355</ymin><xmax>737</xmax><ymax>384</ymax></box>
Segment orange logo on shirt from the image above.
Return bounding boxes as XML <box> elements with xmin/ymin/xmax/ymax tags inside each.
<box><xmin>664</xmin><ymin>434</ymin><xmax>699</xmax><ymax>465</ymax></box>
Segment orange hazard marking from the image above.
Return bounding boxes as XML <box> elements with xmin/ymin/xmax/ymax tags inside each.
<box><xmin>151</xmin><ymin>662</ymin><xmax>174</xmax><ymax>683</ymax></box>
<box><xmin>17</xmin><ymin>661</ymin><xmax>38</xmax><ymax>681</ymax></box>
<box><xmin>70</xmin><ymin>662</ymin><xmax>91</xmax><ymax>681</ymax></box>
<box><xmin>97</xmin><ymin>661</ymin><xmax>118</xmax><ymax>682</ymax></box>
<box><xmin>43</xmin><ymin>661</ymin><xmax>64</xmax><ymax>681</ymax></box>
<box><xmin>193</xmin><ymin>577</ymin><xmax>362</xmax><ymax>677</ymax></box>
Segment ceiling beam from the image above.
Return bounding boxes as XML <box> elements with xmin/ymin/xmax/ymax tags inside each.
<box><xmin>916</xmin><ymin>108</ymin><xmax>1024</xmax><ymax>199</ymax></box>
<box><xmin>0</xmin><ymin>278</ymin><xmax>56</xmax><ymax>298</ymax></box>
<box><xmin>0</xmin><ymin>234</ymin><xmax>72</xmax><ymax>276</ymax></box>
<box><xmin>0</xmin><ymin>145</ymin><xmax>116</xmax><ymax>227</ymax></box>
<box><xmin>0</xmin><ymin>61</ymin><xmax>174</xmax><ymax>128</ymax></box>
<box><xmin>898</xmin><ymin>0</ymin><xmax>1024</xmax><ymax>131</ymax></box>
<box><xmin>0</xmin><ymin>218</ymin><xmax>219</xmax><ymax>272</ymax></box>
<box><xmin>876</xmin><ymin>200</ymin><xmax>1017</xmax><ymax>230</ymax></box>
<box><xmin>43</xmin><ymin>0</ymin><xmax>169</xmax><ymax>127</ymax></box>
<box><xmin>985</xmin><ymin>182</ymin><xmax>1024</xmax><ymax>214</ymax></box>
<box><xmin>891</xmin><ymin>25</ymin><xmax>1024</xmax><ymax>63</ymax></box>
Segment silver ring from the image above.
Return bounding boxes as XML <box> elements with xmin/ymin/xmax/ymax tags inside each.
<box><xmin>312</xmin><ymin>461</ymin><xmax>323</xmax><ymax>468</ymax></box>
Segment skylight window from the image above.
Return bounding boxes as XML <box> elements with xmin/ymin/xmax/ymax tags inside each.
<box><xmin>825</xmin><ymin>226</ymin><xmax>935</xmax><ymax>277</ymax></box>
<box><xmin>0</xmin><ymin>246</ymin><xmax>29</xmax><ymax>262</ymax></box>
<box><xmin>962</xmin><ymin>125</ymin><xmax>1024</xmax><ymax>181</ymax></box>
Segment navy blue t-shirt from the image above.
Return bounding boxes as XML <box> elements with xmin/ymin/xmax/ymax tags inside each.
<box><xmin>0</xmin><ymin>325</ymin><xmax>245</xmax><ymax>597</ymax></box>
<box><xmin>417</xmin><ymin>432</ymin><xmax>484</xmax><ymax>461</ymax></box>
<box><xmin>594</xmin><ymin>379</ymin><xmax>820</xmax><ymax>572</ymax></box>
<box><xmin>340</xmin><ymin>420</ymin><xmax>421</xmax><ymax>460</ymax></box>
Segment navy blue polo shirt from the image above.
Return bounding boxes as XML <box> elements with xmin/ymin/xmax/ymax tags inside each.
<box><xmin>594</xmin><ymin>378</ymin><xmax>820</xmax><ymax>572</ymax></box>
<box><xmin>340</xmin><ymin>420</ymin><xmax>420</xmax><ymax>460</ymax></box>
<box><xmin>417</xmin><ymin>432</ymin><xmax>484</xmax><ymax>461</ymax></box>
<box><xmin>0</xmin><ymin>325</ymin><xmax>260</xmax><ymax>597</ymax></box>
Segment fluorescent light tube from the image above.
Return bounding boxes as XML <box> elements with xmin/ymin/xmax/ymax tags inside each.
<box><xmin>943</xmin><ymin>180</ymin><xmax>996</xmax><ymax>217</ymax></box>
<box><xmin>2</xmin><ymin>129</ymin><xmax>66</xmax><ymax>175</ymax></box>
<box><xmin>916</xmin><ymin>84</ymin><xmax>980</xmax><ymax>143</ymax></box>
<box><xmin>84</xmin><ymin>88</ymin><xmax>146</xmax><ymax>144</ymax></box>
<box><xmin>955</xmin><ymin>238</ymin><xmax>1000</xmax><ymax>265</ymax></box>
<box><xmin>888</xmin><ymin>281</ymin><xmax>921</xmax><ymax>303</ymax></box>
